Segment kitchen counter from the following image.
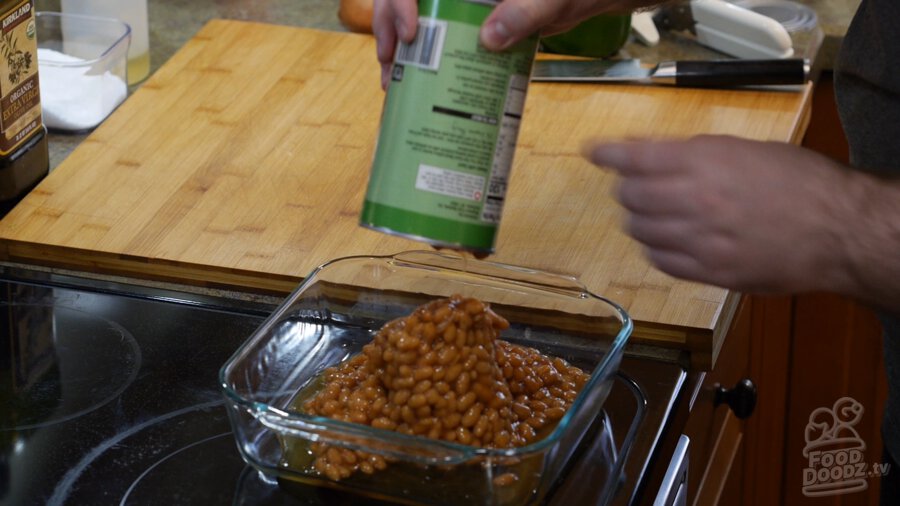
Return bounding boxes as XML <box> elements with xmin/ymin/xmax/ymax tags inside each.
<box><xmin>4</xmin><ymin>0</ymin><xmax>823</xmax><ymax>372</ymax></box>
<box><xmin>36</xmin><ymin>0</ymin><xmax>859</xmax><ymax>171</ymax></box>
<box><xmin>3</xmin><ymin>15</ymin><xmax>810</xmax><ymax>372</ymax></box>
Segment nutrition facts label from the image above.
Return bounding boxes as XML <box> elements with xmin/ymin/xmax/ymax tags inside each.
<box><xmin>481</xmin><ymin>74</ymin><xmax>528</xmax><ymax>223</ymax></box>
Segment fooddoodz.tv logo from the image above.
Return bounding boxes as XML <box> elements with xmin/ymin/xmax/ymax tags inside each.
<box><xmin>802</xmin><ymin>397</ymin><xmax>890</xmax><ymax>497</ymax></box>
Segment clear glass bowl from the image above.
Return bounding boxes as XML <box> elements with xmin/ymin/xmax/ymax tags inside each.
<box><xmin>220</xmin><ymin>251</ymin><xmax>632</xmax><ymax>505</ymax></box>
<box><xmin>36</xmin><ymin>11</ymin><xmax>130</xmax><ymax>132</ymax></box>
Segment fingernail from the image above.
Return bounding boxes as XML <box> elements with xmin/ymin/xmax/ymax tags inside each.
<box><xmin>482</xmin><ymin>20</ymin><xmax>512</xmax><ymax>49</ymax></box>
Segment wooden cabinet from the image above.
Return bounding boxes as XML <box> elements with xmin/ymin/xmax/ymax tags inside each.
<box><xmin>672</xmin><ymin>295</ymin><xmax>792</xmax><ymax>506</ymax></box>
<box><xmin>685</xmin><ymin>296</ymin><xmax>753</xmax><ymax>504</ymax></box>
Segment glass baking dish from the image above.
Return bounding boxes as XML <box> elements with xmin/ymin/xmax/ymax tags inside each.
<box><xmin>220</xmin><ymin>251</ymin><xmax>632</xmax><ymax>505</ymax></box>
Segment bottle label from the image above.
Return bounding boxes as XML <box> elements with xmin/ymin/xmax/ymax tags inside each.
<box><xmin>0</xmin><ymin>0</ymin><xmax>40</xmax><ymax>155</ymax></box>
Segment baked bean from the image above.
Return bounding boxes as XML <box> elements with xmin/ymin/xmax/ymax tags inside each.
<box><xmin>493</xmin><ymin>472</ymin><xmax>519</xmax><ymax>487</ymax></box>
<box><xmin>425</xmin><ymin>388</ymin><xmax>442</xmax><ymax>406</ymax></box>
<box><xmin>401</xmin><ymin>405</ymin><xmax>415</xmax><ymax>424</ymax></box>
<box><xmin>512</xmin><ymin>402</ymin><xmax>532</xmax><ymax>419</ymax></box>
<box><xmin>393</xmin><ymin>376</ymin><xmax>415</xmax><ymax>390</ymax></box>
<box><xmin>396</xmin><ymin>351</ymin><xmax>417</xmax><ymax>365</ymax></box>
<box><xmin>323</xmin><ymin>463</ymin><xmax>340</xmax><ymax>481</ymax></box>
<box><xmin>517</xmin><ymin>422</ymin><xmax>536</xmax><ymax>440</ymax></box>
<box><xmin>455</xmin><ymin>330</ymin><xmax>467</xmax><ymax>349</ymax></box>
<box><xmin>473</xmin><ymin>416</ymin><xmax>489</xmax><ymax>437</ymax></box>
<box><xmin>393</xmin><ymin>389</ymin><xmax>410</xmax><ymax>405</ymax></box>
<box><xmin>526</xmin><ymin>415</ymin><xmax>546</xmax><ymax>430</ymax></box>
<box><xmin>422</xmin><ymin>322</ymin><xmax>437</xmax><ymax>341</ymax></box>
<box><xmin>413</xmin><ymin>379</ymin><xmax>432</xmax><ymax>394</ymax></box>
<box><xmin>341</xmin><ymin>449</ymin><xmax>358</xmax><ymax>465</ymax></box>
<box><xmin>459</xmin><ymin>312</ymin><xmax>472</xmax><ymax>329</ymax></box>
<box><xmin>444</xmin><ymin>391</ymin><xmax>458</xmax><ymax>412</ymax></box>
<box><xmin>472</xmin><ymin>382</ymin><xmax>494</xmax><ymax>403</ymax></box>
<box><xmin>461</xmin><ymin>404</ymin><xmax>482</xmax><ymax>428</ymax></box>
<box><xmin>529</xmin><ymin>400</ymin><xmax>548</xmax><ymax>412</ymax></box>
<box><xmin>545</xmin><ymin>406</ymin><xmax>566</xmax><ymax>420</ymax></box>
<box><xmin>397</xmin><ymin>334</ymin><xmax>419</xmax><ymax>351</ymax></box>
<box><xmin>442</xmin><ymin>324</ymin><xmax>456</xmax><ymax>344</ymax></box>
<box><xmin>523</xmin><ymin>375</ymin><xmax>542</xmax><ymax>394</ymax></box>
<box><xmin>456</xmin><ymin>426</ymin><xmax>473</xmax><ymax>445</ymax></box>
<box><xmin>414</xmin><ymin>365</ymin><xmax>434</xmax><ymax>381</ymax></box>
<box><xmin>513</xmin><ymin>367</ymin><xmax>526</xmax><ymax>382</ymax></box>
<box><xmin>455</xmin><ymin>371</ymin><xmax>471</xmax><ymax>395</ymax></box>
<box><xmin>438</xmin><ymin>346</ymin><xmax>458</xmax><ymax>365</ymax></box>
<box><xmin>349</xmin><ymin>410</ymin><xmax>367</xmax><ymax>424</ymax></box>
<box><xmin>371</xmin><ymin>397</ymin><xmax>386</xmax><ymax>415</ymax></box>
<box><xmin>458</xmin><ymin>391</ymin><xmax>477</xmax><ymax>412</ymax></box>
<box><xmin>445</xmin><ymin>363</ymin><xmax>463</xmax><ymax>382</ymax></box>
<box><xmin>301</xmin><ymin>295</ymin><xmax>590</xmax><ymax>482</ymax></box>
<box><xmin>371</xmin><ymin>455</ymin><xmax>387</xmax><ymax>470</ymax></box>
<box><xmin>408</xmin><ymin>393</ymin><xmax>426</xmax><ymax>408</ymax></box>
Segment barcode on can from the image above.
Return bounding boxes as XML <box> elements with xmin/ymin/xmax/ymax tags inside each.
<box><xmin>395</xmin><ymin>18</ymin><xmax>448</xmax><ymax>71</ymax></box>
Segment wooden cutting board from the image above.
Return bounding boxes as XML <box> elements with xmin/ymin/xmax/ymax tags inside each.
<box><xmin>0</xmin><ymin>20</ymin><xmax>811</xmax><ymax>368</ymax></box>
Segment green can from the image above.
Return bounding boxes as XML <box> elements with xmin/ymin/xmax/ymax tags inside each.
<box><xmin>360</xmin><ymin>0</ymin><xmax>539</xmax><ymax>255</ymax></box>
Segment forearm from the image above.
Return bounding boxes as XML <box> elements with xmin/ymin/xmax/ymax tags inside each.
<box><xmin>832</xmin><ymin>172</ymin><xmax>900</xmax><ymax>315</ymax></box>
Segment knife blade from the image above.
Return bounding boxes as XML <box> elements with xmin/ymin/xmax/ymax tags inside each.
<box><xmin>531</xmin><ymin>58</ymin><xmax>809</xmax><ymax>88</ymax></box>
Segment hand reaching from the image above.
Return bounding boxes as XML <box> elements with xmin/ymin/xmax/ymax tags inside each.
<box><xmin>583</xmin><ymin>135</ymin><xmax>862</xmax><ymax>295</ymax></box>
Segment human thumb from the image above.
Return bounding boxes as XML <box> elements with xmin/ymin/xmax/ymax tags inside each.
<box><xmin>480</xmin><ymin>0</ymin><xmax>546</xmax><ymax>50</ymax></box>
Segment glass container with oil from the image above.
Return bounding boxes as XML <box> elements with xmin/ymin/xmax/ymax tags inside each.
<box><xmin>60</xmin><ymin>0</ymin><xmax>149</xmax><ymax>84</ymax></box>
<box><xmin>0</xmin><ymin>0</ymin><xmax>49</xmax><ymax>216</ymax></box>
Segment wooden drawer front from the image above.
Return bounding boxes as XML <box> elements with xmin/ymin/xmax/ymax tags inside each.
<box><xmin>686</xmin><ymin>297</ymin><xmax>753</xmax><ymax>504</ymax></box>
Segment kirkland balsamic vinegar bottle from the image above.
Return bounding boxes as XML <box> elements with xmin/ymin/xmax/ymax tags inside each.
<box><xmin>0</xmin><ymin>0</ymin><xmax>48</xmax><ymax>216</ymax></box>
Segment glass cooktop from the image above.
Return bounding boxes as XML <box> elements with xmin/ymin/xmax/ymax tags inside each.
<box><xmin>0</xmin><ymin>265</ymin><xmax>684</xmax><ymax>505</ymax></box>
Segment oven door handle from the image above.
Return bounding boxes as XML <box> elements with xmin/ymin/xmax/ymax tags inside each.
<box><xmin>654</xmin><ymin>434</ymin><xmax>690</xmax><ymax>506</ymax></box>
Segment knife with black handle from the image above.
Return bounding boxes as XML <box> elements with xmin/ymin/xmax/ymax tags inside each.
<box><xmin>531</xmin><ymin>58</ymin><xmax>809</xmax><ymax>88</ymax></box>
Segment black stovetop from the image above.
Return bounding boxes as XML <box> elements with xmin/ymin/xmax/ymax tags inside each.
<box><xmin>0</xmin><ymin>266</ymin><xmax>685</xmax><ymax>506</ymax></box>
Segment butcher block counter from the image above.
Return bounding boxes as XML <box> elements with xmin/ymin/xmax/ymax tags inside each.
<box><xmin>0</xmin><ymin>19</ymin><xmax>811</xmax><ymax>370</ymax></box>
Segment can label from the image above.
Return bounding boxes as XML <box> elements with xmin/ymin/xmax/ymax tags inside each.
<box><xmin>360</xmin><ymin>0</ymin><xmax>538</xmax><ymax>254</ymax></box>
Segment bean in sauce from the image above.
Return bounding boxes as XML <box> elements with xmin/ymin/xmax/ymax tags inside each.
<box><xmin>302</xmin><ymin>295</ymin><xmax>589</xmax><ymax>482</ymax></box>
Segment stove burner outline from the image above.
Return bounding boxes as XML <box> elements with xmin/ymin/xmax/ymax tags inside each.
<box><xmin>2</xmin><ymin>304</ymin><xmax>142</xmax><ymax>432</ymax></box>
<box><xmin>120</xmin><ymin>431</ymin><xmax>233</xmax><ymax>505</ymax></box>
<box><xmin>48</xmin><ymin>399</ymin><xmax>225</xmax><ymax>506</ymax></box>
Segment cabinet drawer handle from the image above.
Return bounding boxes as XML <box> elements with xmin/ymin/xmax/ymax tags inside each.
<box><xmin>713</xmin><ymin>378</ymin><xmax>757</xmax><ymax>419</ymax></box>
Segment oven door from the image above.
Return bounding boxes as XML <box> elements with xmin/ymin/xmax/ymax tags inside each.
<box><xmin>655</xmin><ymin>435</ymin><xmax>690</xmax><ymax>506</ymax></box>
